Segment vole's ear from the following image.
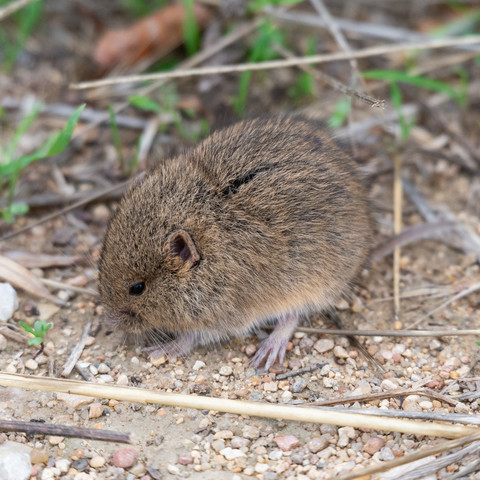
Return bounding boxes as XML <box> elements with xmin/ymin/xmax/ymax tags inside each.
<box><xmin>166</xmin><ymin>230</ymin><xmax>200</xmax><ymax>273</ymax></box>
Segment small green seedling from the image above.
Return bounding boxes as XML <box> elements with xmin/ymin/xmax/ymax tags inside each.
<box><xmin>232</xmin><ymin>21</ymin><xmax>286</xmax><ymax>115</ymax></box>
<box><xmin>288</xmin><ymin>37</ymin><xmax>316</xmax><ymax>106</ymax></box>
<box><xmin>0</xmin><ymin>104</ymin><xmax>85</xmax><ymax>222</ymax></box>
<box><xmin>0</xmin><ymin>0</ymin><xmax>43</xmax><ymax>70</ymax></box>
<box><xmin>18</xmin><ymin>320</ymin><xmax>52</xmax><ymax>346</ymax></box>
<box><xmin>130</xmin><ymin>85</ymin><xmax>209</xmax><ymax>142</ymax></box>
<box><xmin>363</xmin><ymin>69</ymin><xmax>467</xmax><ymax>106</ymax></box>
<box><xmin>328</xmin><ymin>98</ymin><xmax>352</xmax><ymax>129</ymax></box>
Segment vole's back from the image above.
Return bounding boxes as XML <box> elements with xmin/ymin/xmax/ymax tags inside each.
<box><xmin>183</xmin><ymin>116</ymin><xmax>372</xmax><ymax>325</ymax></box>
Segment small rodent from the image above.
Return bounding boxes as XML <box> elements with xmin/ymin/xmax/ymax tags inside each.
<box><xmin>98</xmin><ymin>116</ymin><xmax>372</xmax><ymax>369</ymax></box>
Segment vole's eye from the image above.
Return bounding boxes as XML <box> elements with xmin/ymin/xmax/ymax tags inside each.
<box><xmin>129</xmin><ymin>282</ymin><xmax>146</xmax><ymax>296</ymax></box>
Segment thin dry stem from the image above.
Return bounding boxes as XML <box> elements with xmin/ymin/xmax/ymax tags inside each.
<box><xmin>309</xmin><ymin>0</ymin><xmax>364</xmax><ymax>91</ymax></box>
<box><xmin>393</xmin><ymin>153</ymin><xmax>403</xmax><ymax>323</ymax></box>
<box><xmin>0</xmin><ymin>373</ymin><xmax>477</xmax><ymax>439</ymax></box>
<box><xmin>406</xmin><ymin>282</ymin><xmax>480</xmax><ymax>329</ymax></box>
<box><xmin>61</xmin><ymin>322</ymin><xmax>91</xmax><ymax>378</ymax></box>
<box><xmin>70</xmin><ymin>35</ymin><xmax>480</xmax><ymax>90</ymax></box>
<box><xmin>296</xmin><ymin>327</ymin><xmax>480</xmax><ymax>337</ymax></box>
<box><xmin>337</xmin><ymin>432</ymin><xmax>480</xmax><ymax>480</ymax></box>
<box><xmin>272</xmin><ymin>43</ymin><xmax>383</xmax><ymax>108</ymax></box>
<box><xmin>0</xmin><ymin>419</ymin><xmax>129</xmax><ymax>443</ymax></box>
<box><xmin>40</xmin><ymin>278</ymin><xmax>99</xmax><ymax>297</ymax></box>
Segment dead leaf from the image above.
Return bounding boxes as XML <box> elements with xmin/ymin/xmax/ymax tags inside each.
<box><xmin>94</xmin><ymin>4</ymin><xmax>213</xmax><ymax>69</ymax></box>
<box><xmin>0</xmin><ymin>255</ymin><xmax>65</xmax><ymax>306</ymax></box>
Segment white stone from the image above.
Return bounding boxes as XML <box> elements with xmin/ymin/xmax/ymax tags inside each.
<box><xmin>55</xmin><ymin>458</ymin><xmax>70</xmax><ymax>473</ymax></box>
<box><xmin>25</xmin><ymin>359</ymin><xmax>38</xmax><ymax>370</ymax></box>
<box><xmin>0</xmin><ymin>333</ymin><xmax>7</xmax><ymax>351</ymax></box>
<box><xmin>41</xmin><ymin>467</ymin><xmax>60</xmax><ymax>479</ymax></box>
<box><xmin>219</xmin><ymin>366</ymin><xmax>233</xmax><ymax>376</ymax></box>
<box><xmin>220</xmin><ymin>447</ymin><xmax>246</xmax><ymax>460</ymax></box>
<box><xmin>0</xmin><ymin>283</ymin><xmax>18</xmax><ymax>321</ymax></box>
<box><xmin>116</xmin><ymin>374</ymin><xmax>129</xmax><ymax>386</ymax></box>
<box><xmin>268</xmin><ymin>450</ymin><xmax>283</xmax><ymax>461</ymax></box>
<box><xmin>0</xmin><ymin>441</ymin><xmax>32</xmax><ymax>480</ymax></box>
<box><xmin>255</xmin><ymin>463</ymin><xmax>269</xmax><ymax>473</ymax></box>
<box><xmin>167</xmin><ymin>464</ymin><xmax>181</xmax><ymax>475</ymax></box>
<box><xmin>193</xmin><ymin>360</ymin><xmax>206</xmax><ymax>371</ymax></box>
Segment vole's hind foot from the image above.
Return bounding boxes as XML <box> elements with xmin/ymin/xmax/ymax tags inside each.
<box><xmin>144</xmin><ymin>332</ymin><xmax>196</xmax><ymax>361</ymax></box>
<box><xmin>251</xmin><ymin>311</ymin><xmax>299</xmax><ymax>371</ymax></box>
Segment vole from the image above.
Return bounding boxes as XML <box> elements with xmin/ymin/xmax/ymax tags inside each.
<box><xmin>98</xmin><ymin>116</ymin><xmax>372</xmax><ymax>369</ymax></box>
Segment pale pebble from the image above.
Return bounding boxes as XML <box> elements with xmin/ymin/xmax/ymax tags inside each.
<box><xmin>41</xmin><ymin>467</ymin><xmax>60</xmax><ymax>480</ymax></box>
<box><xmin>57</xmin><ymin>393</ymin><xmax>94</xmax><ymax>409</ymax></box>
<box><xmin>193</xmin><ymin>360</ymin><xmax>206</xmax><ymax>370</ymax></box>
<box><xmin>129</xmin><ymin>462</ymin><xmax>146</xmax><ymax>476</ymax></box>
<box><xmin>112</xmin><ymin>447</ymin><xmax>137</xmax><ymax>468</ymax></box>
<box><xmin>314</xmin><ymin>339</ymin><xmax>334</xmax><ymax>354</ymax></box>
<box><xmin>25</xmin><ymin>359</ymin><xmax>38</xmax><ymax>370</ymax></box>
<box><xmin>402</xmin><ymin>395</ymin><xmax>421</xmax><ymax>412</ymax></box>
<box><xmin>0</xmin><ymin>283</ymin><xmax>18</xmax><ymax>321</ymax></box>
<box><xmin>48</xmin><ymin>436</ymin><xmax>64</xmax><ymax>445</ymax></box>
<box><xmin>242</xmin><ymin>425</ymin><xmax>260</xmax><ymax>439</ymax></box>
<box><xmin>178</xmin><ymin>454</ymin><xmax>193</xmax><ymax>465</ymax></box>
<box><xmin>364</xmin><ymin>437</ymin><xmax>385</xmax><ymax>455</ymax></box>
<box><xmin>307</xmin><ymin>436</ymin><xmax>328</xmax><ymax>453</ymax></box>
<box><xmin>89</xmin><ymin>403</ymin><xmax>104</xmax><ymax>419</ymax></box>
<box><xmin>274</xmin><ymin>435</ymin><xmax>300</xmax><ymax>451</ymax></box>
<box><xmin>333</xmin><ymin>346</ymin><xmax>349</xmax><ymax>358</ymax></box>
<box><xmin>268</xmin><ymin>450</ymin><xmax>283</xmax><ymax>461</ymax></box>
<box><xmin>264</xmin><ymin>382</ymin><xmax>278</xmax><ymax>392</ymax></box>
<box><xmin>255</xmin><ymin>463</ymin><xmax>269</xmax><ymax>473</ymax></box>
<box><xmin>231</xmin><ymin>437</ymin><xmax>250</xmax><ymax>449</ymax></box>
<box><xmin>55</xmin><ymin>458</ymin><xmax>70</xmax><ymax>473</ymax></box>
<box><xmin>97</xmin><ymin>363</ymin><xmax>110</xmax><ymax>373</ymax></box>
<box><xmin>219</xmin><ymin>366</ymin><xmax>233</xmax><ymax>376</ymax></box>
<box><xmin>219</xmin><ymin>447</ymin><xmax>246</xmax><ymax>460</ymax></box>
<box><xmin>116</xmin><ymin>374</ymin><xmax>129</xmax><ymax>386</ymax></box>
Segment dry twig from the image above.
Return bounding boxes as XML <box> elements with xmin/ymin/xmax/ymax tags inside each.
<box><xmin>71</xmin><ymin>35</ymin><xmax>480</xmax><ymax>90</ymax></box>
<box><xmin>0</xmin><ymin>373</ymin><xmax>477</xmax><ymax>439</ymax></box>
<box><xmin>61</xmin><ymin>322</ymin><xmax>91</xmax><ymax>378</ymax></box>
<box><xmin>0</xmin><ymin>419</ymin><xmax>129</xmax><ymax>443</ymax></box>
<box><xmin>296</xmin><ymin>327</ymin><xmax>480</xmax><ymax>337</ymax></box>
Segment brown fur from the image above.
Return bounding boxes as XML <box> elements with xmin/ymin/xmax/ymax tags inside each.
<box><xmin>98</xmin><ymin>116</ymin><xmax>372</xmax><ymax>355</ymax></box>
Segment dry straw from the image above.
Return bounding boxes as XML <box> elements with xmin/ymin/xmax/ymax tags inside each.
<box><xmin>0</xmin><ymin>373</ymin><xmax>477</xmax><ymax>439</ymax></box>
<box><xmin>71</xmin><ymin>35</ymin><xmax>480</xmax><ymax>90</ymax></box>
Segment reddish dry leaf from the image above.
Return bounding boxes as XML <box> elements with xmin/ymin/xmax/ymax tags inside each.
<box><xmin>0</xmin><ymin>255</ymin><xmax>64</xmax><ymax>306</ymax></box>
<box><xmin>1</xmin><ymin>250</ymin><xmax>83</xmax><ymax>269</ymax></box>
<box><xmin>94</xmin><ymin>4</ymin><xmax>213</xmax><ymax>69</ymax></box>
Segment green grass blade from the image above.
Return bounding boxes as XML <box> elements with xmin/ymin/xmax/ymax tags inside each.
<box><xmin>363</xmin><ymin>70</ymin><xmax>461</xmax><ymax>102</ymax></box>
<box><xmin>129</xmin><ymin>95</ymin><xmax>162</xmax><ymax>113</ymax></box>
<box><xmin>4</xmin><ymin>104</ymin><xmax>42</xmax><ymax>162</ymax></box>
<box><xmin>46</xmin><ymin>104</ymin><xmax>85</xmax><ymax>156</ymax></box>
<box><xmin>182</xmin><ymin>0</ymin><xmax>200</xmax><ymax>56</ymax></box>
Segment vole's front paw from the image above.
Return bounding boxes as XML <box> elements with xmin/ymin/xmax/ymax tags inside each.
<box><xmin>250</xmin><ymin>335</ymin><xmax>289</xmax><ymax>371</ymax></box>
<box><xmin>250</xmin><ymin>311</ymin><xmax>299</xmax><ymax>371</ymax></box>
